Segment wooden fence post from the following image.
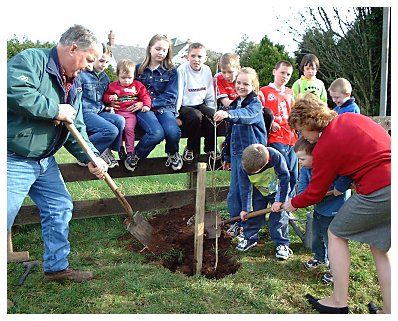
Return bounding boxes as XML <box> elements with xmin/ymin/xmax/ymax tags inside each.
<box><xmin>7</xmin><ymin>230</ymin><xmax>29</xmax><ymax>263</ymax></box>
<box><xmin>194</xmin><ymin>162</ymin><xmax>207</xmax><ymax>275</ymax></box>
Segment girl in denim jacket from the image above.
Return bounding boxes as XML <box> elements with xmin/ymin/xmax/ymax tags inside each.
<box><xmin>134</xmin><ymin>34</ymin><xmax>183</xmax><ymax>171</ymax></box>
<box><xmin>213</xmin><ymin>67</ymin><xmax>267</xmax><ymax>238</ymax></box>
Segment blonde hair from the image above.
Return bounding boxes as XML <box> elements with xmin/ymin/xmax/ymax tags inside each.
<box><xmin>289</xmin><ymin>94</ymin><xmax>337</xmax><ymax>131</ymax></box>
<box><xmin>328</xmin><ymin>78</ymin><xmax>352</xmax><ymax>95</ymax></box>
<box><xmin>116</xmin><ymin>59</ymin><xmax>135</xmax><ymax>76</ymax></box>
<box><xmin>242</xmin><ymin>144</ymin><xmax>269</xmax><ymax>174</ymax></box>
<box><xmin>238</xmin><ymin>67</ymin><xmax>259</xmax><ymax>94</ymax></box>
<box><xmin>138</xmin><ymin>34</ymin><xmax>174</xmax><ymax>75</ymax></box>
<box><xmin>294</xmin><ymin>136</ymin><xmax>315</xmax><ymax>155</ymax></box>
<box><xmin>219</xmin><ymin>53</ymin><xmax>240</xmax><ymax>69</ymax></box>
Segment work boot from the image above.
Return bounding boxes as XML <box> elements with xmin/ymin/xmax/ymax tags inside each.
<box><xmin>44</xmin><ymin>267</ymin><xmax>93</xmax><ymax>282</ymax></box>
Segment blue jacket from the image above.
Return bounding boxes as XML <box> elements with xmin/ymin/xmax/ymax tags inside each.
<box><xmin>333</xmin><ymin>97</ymin><xmax>360</xmax><ymax>114</ymax></box>
<box><xmin>7</xmin><ymin>47</ymin><xmax>98</xmax><ymax>162</ymax></box>
<box><xmin>239</xmin><ymin>147</ymin><xmax>290</xmax><ymax>211</ymax></box>
<box><xmin>80</xmin><ymin>69</ymin><xmax>110</xmax><ymax>114</ymax></box>
<box><xmin>223</xmin><ymin>91</ymin><xmax>267</xmax><ymax>162</ymax></box>
<box><xmin>298</xmin><ymin>167</ymin><xmax>352</xmax><ymax>216</ymax></box>
<box><xmin>135</xmin><ymin>64</ymin><xmax>178</xmax><ymax>114</ymax></box>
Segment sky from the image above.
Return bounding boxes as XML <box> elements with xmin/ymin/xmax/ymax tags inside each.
<box><xmin>3</xmin><ymin>0</ymin><xmax>306</xmax><ymax>56</ymax></box>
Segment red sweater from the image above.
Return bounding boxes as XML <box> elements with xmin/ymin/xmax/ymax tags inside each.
<box><xmin>259</xmin><ymin>84</ymin><xmax>297</xmax><ymax>145</ymax></box>
<box><xmin>103</xmin><ymin>80</ymin><xmax>151</xmax><ymax>111</ymax></box>
<box><xmin>292</xmin><ymin>113</ymin><xmax>391</xmax><ymax>209</ymax></box>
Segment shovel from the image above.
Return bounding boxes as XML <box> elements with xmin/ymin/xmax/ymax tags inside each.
<box><xmin>205</xmin><ymin>207</ymin><xmax>273</xmax><ymax>239</ymax></box>
<box><xmin>64</xmin><ymin>122</ymin><xmax>154</xmax><ymax>248</ymax></box>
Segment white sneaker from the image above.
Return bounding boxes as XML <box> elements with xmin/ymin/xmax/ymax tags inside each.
<box><xmin>106</xmin><ymin>149</ymin><xmax>119</xmax><ymax>168</ymax></box>
<box><xmin>275</xmin><ymin>245</ymin><xmax>293</xmax><ymax>260</ymax></box>
<box><xmin>100</xmin><ymin>148</ymin><xmax>117</xmax><ymax>169</ymax></box>
<box><xmin>182</xmin><ymin>147</ymin><xmax>195</xmax><ymax>162</ymax></box>
<box><xmin>165</xmin><ymin>152</ymin><xmax>183</xmax><ymax>171</ymax></box>
<box><xmin>76</xmin><ymin>160</ymin><xmax>88</xmax><ymax>167</ymax></box>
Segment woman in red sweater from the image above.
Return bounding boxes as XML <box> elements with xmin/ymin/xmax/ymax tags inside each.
<box><xmin>285</xmin><ymin>95</ymin><xmax>391</xmax><ymax>314</ymax></box>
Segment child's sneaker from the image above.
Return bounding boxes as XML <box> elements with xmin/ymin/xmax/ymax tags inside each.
<box><xmin>206</xmin><ymin>150</ymin><xmax>221</xmax><ymax>161</ymax></box>
<box><xmin>100</xmin><ymin>148</ymin><xmax>116</xmax><ymax>169</ymax></box>
<box><xmin>322</xmin><ymin>271</ymin><xmax>334</xmax><ymax>284</ymax></box>
<box><xmin>118</xmin><ymin>147</ymin><xmax>127</xmax><ymax>162</ymax></box>
<box><xmin>182</xmin><ymin>147</ymin><xmax>195</xmax><ymax>163</ymax></box>
<box><xmin>236</xmin><ymin>239</ymin><xmax>257</xmax><ymax>252</ymax></box>
<box><xmin>275</xmin><ymin>245</ymin><xmax>293</xmax><ymax>260</ymax></box>
<box><xmin>226</xmin><ymin>222</ymin><xmax>241</xmax><ymax>237</ymax></box>
<box><xmin>76</xmin><ymin>160</ymin><xmax>88</xmax><ymax>167</ymax></box>
<box><xmin>304</xmin><ymin>258</ymin><xmax>324</xmax><ymax>270</ymax></box>
<box><xmin>124</xmin><ymin>152</ymin><xmax>139</xmax><ymax>172</ymax></box>
<box><xmin>165</xmin><ymin>152</ymin><xmax>183</xmax><ymax>171</ymax></box>
<box><xmin>106</xmin><ymin>149</ymin><xmax>119</xmax><ymax>168</ymax></box>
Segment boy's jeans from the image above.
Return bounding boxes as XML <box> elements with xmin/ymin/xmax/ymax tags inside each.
<box><xmin>7</xmin><ymin>152</ymin><xmax>72</xmax><ymax>272</ymax></box>
<box><xmin>136</xmin><ymin>109</ymin><xmax>181</xmax><ymax>158</ymax></box>
<box><xmin>312</xmin><ymin>210</ymin><xmax>334</xmax><ymax>263</ymax></box>
<box><xmin>242</xmin><ymin>188</ymin><xmax>290</xmax><ymax>246</ymax></box>
<box><xmin>83</xmin><ymin>111</ymin><xmax>125</xmax><ymax>154</ymax></box>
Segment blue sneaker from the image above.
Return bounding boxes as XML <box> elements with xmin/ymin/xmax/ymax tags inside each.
<box><xmin>236</xmin><ymin>239</ymin><xmax>257</xmax><ymax>252</ymax></box>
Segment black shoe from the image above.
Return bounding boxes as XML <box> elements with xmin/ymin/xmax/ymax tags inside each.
<box><xmin>368</xmin><ymin>302</ymin><xmax>380</xmax><ymax>314</ymax></box>
<box><xmin>305</xmin><ymin>294</ymin><xmax>348</xmax><ymax>314</ymax></box>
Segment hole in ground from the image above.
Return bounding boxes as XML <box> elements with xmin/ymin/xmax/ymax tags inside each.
<box><xmin>120</xmin><ymin>204</ymin><xmax>241</xmax><ymax>279</ymax></box>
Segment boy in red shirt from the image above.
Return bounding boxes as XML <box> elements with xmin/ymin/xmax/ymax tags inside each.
<box><xmin>259</xmin><ymin>60</ymin><xmax>298</xmax><ymax>197</ymax></box>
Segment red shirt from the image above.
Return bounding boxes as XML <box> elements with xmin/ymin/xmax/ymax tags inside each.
<box><xmin>103</xmin><ymin>79</ymin><xmax>151</xmax><ymax>111</ymax></box>
<box><xmin>292</xmin><ymin>113</ymin><xmax>391</xmax><ymax>209</ymax></box>
<box><xmin>214</xmin><ymin>73</ymin><xmax>238</xmax><ymax>102</ymax></box>
<box><xmin>259</xmin><ymin>83</ymin><xmax>297</xmax><ymax>145</ymax></box>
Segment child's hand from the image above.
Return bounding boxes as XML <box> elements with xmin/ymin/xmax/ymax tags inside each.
<box><xmin>271</xmin><ymin>201</ymin><xmax>283</xmax><ymax>212</ymax></box>
<box><xmin>213</xmin><ymin>110</ymin><xmax>228</xmax><ymax>122</ymax></box>
<box><xmin>333</xmin><ymin>188</ymin><xmax>343</xmax><ymax>196</ymax></box>
<box><xmin>110</xmin><ymin>100</ymin><xmax>121</xmax><ymax>111</ymax></box>
<box><xmin>109</xmin><ymin>94</ymin><xmax>118</xmax><ymax>101</ymax></box>
<box><xmin>222</xmin><ymin>161</ymin><xmax>231</xmax><ymax>171</ymax></box>
<box><xmin>127</xmin><ymin>102</ymin><xmax>144</xmax><ymax>112</ymax></box>
<box><xmin>271</xmin><ymin>122</ymin><xmax>281</xmax><ymax>132</ymax></box>
<box><xmin>176</xmin><ymin>118</ymin><xmax>183</xmax><ymax>126</ymax></box>
<box><xmin>141</xmin><ymin>106</ymin><xmax>150</xmax><ymax>112</ymax></box>
<box><xmin>240</xmin><ymin>211</ymin><xmax>248</xmax><ymax>221</ymax></box>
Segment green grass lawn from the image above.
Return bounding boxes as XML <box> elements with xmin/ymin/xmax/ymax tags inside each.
<box><xmin>8</xmin><ymin>140</ymin><xmax>384</xmax><ymax>314</ymax></box>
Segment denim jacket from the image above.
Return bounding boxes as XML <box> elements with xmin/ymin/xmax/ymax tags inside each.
<box><xmin>80</xmin><ymin>69</ymin><xmax>110</xmax><ymax>114</ymax></box>
<box><xmin>135</xmin><ymin>64</ymin><xmax>178</xmax><ymax>114</ymax></box>
<box><xmin>223</xmin><ymin>91</ymin><xmax>267</xmax><ymax>162</ymax></box>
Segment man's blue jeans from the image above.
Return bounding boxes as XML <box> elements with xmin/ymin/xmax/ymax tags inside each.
<box><xmin>136</xmin><ymin>109</ymin><xmax>181</xmax><ymax>158</ymax></box>
<box><xmin>312</xmin><ymin>210</ymin><xmax>334</xmax><ymax>263</ymax></box>
<box><xmin>7</xmin><ymin>152</ymin><xmax>73</xmax><ymax>272</ymax></box>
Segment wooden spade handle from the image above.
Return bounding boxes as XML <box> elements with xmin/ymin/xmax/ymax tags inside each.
<box><xmin>221</xmin><ymin>207</ymin><xmax>273</xmax><ymax>225</ymax></box>
<box><xmin>65</xmin><ymin>122</ymin><xmax>134</xmax><ymax>217</ymax></box>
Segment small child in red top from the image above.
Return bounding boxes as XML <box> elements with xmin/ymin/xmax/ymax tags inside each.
<box><xmin>214</xmin><ymin>53</ymin><xmax>240</xmax><ymax>110</ymax></box>
<box><xmin>103</xmin><ymin>59</ymin><xmax>151</xmax><ymax>172</ymax></box>
<box><xmin>259</xmin><ymin>60</ymin><xmax>298</xmax><ymax>198</ymax></box>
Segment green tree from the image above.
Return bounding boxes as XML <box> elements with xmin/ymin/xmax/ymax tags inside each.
<box><xmin>235</xmin><ymin>35</ymin><xmax>298</xmax><ymax>87</ymax></box>
<box><xmin>293</xmin><ymin>7</ymin><xmax>388</xmax><ymax>116</ymax></box>
<box><xmin>7</xmin><ymin>36</ymin><xmax>55</xmax><ymax>60</ymax></box>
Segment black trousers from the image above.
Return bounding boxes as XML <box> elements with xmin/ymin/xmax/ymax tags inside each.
<box><xmin>178</xmin><ymin>104</ymin><xmax>216</xmax><ymax>154</ymax></box>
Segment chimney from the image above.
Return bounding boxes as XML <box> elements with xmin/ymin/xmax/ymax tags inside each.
<box><xmin>108</xmin><ymin>30</ymin><xmax>115</xmax><ymax>47</ymax></box>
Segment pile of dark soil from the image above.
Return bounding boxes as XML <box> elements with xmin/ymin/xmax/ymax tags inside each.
<box><xmin>121</xmin><ymin>204</ymin><xmax>241</xmax><ymax>279</ymax></box>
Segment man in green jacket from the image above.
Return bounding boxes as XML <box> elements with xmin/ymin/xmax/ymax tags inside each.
<box><xmin>7</xmin><ymin>25</ymin><xmax>107</xmax><ymax>283</ymax></box>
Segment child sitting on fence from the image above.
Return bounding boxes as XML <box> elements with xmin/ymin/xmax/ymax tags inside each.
<box><xmin>213</xmin><ymin>67</ymin><xmax>267</xmax><ymax>245</ymax></box>
<box><xmin>176</xmin><ymin>42</ymin><xmax>218</xmax><ymax>162</ymax></box>
<box><xmin>294</xmin><ymin>137</ymin><xmax>352</xmax><ymax>283</ymax></box>
<box><xmin>103</xmin><ymin>59</ymin><xmax>152</xmax><ymax>172</ymax></box>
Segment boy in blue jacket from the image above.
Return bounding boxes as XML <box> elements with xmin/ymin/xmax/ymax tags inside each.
<box><xmin>237</xmin><ymin>144</ymin><xmax>292</xmax><ymax>258</ymax></box>
<box><xmin>328</xmin><ymin>78</ymin><xmax>360</xmax><ymax>115</ymax></box>
<box><xmin>294</xmin><ymin>137</ymin><xmax>352</xmax><ymax>283</ymax></box>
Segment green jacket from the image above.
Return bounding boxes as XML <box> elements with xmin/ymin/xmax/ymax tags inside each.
<box><xmin>292</xmin><ymin>76</ymin><xmax>327</xmax><ymax>103</ymax></box>
<box><xmin>7</xmin><ymin>47</ymin><xmax>98</xmax><ymax>162</ymax></box>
